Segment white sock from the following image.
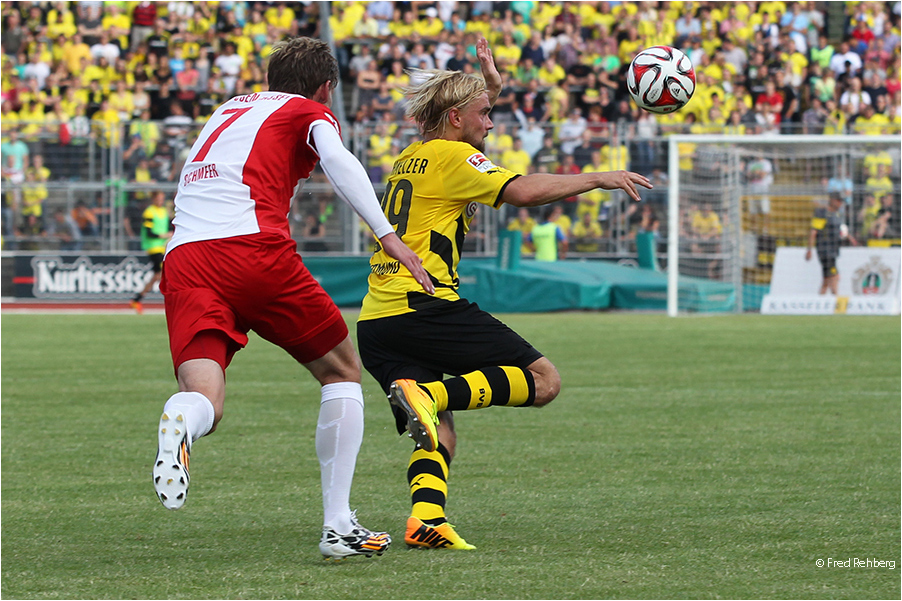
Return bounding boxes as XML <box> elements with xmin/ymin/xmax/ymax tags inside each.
<box><xmin>162</xmin><ymin>392</ymin><xmax>215</xmax><ymax>442</ymax></box>
<box><xmin>316</xmin><ymin>382</ymin><xmax>364</xmax><ymax>535</ymax></box>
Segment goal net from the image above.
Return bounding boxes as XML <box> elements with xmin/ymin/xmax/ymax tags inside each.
<box><xmin>665</xmin><ymin>135</ymin><xmax>900</xmax><ymax>315</ymax></box>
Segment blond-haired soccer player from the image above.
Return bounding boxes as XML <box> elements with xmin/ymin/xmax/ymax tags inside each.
<box><xmin>356</xmin><ymin>36</ymin><xmax>651</xmax><ymax>549</ymax></box>
<box><xmin>152</xmin><ymin>37</ymin><xmax>433</xmax><ymax>560</ymax></box>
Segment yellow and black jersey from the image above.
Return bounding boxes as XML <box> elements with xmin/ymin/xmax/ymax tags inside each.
<box><xmin>359</xmin><ymin>139</ymin><xmax>519</xmax><ymax>321</ymax></box>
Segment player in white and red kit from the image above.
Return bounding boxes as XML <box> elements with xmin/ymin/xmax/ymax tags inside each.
<box><xmin>151</xmin><ymin>37</ymin><xmax>434</xmax><ymax>560</ymax></box>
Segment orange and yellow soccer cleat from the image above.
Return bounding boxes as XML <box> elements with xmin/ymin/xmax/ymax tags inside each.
<box><xmin>405</xmin><ymin>516</ymin><xmax>476</xmax><ymax>550</ymax></box>
<box><xmin>390</xmin><ymin>379</ymin><xmax>438</xmax><ymax>452</ymax></box>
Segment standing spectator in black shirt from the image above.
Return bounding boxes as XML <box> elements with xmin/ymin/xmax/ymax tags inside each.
<box><xmin>775</xmin><ymin>70</ymin><xmax>799</xmax><ymax>133</ymax></box>
<box><xmin>77</xmin><ymin>3</ymin><xmax>104</xmax><ymax>46</ymax></box>
<box><xmin>520</xmin><ymin>31</ymin><xmax>545</xmax><ymax>67</ymax></box>
<box><xmin>145</xmin><ymin>20</ymin><xmax>170</xmax><ymax>58</ymax></box>
<box><xmin>2</xmin><ymin>10</ymin><xmax>27</xmax><ymax>58</ymax></box>
<box><xmin>445</xmin><ymin>43</ymin><xmax>469</xmax><ymax>72</ymax></box>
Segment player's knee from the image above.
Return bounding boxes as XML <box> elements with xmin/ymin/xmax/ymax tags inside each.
<box><xmin>531</xmin><ymin>365</ymin><xmax>561</xmax><ymax>407</ymax></box>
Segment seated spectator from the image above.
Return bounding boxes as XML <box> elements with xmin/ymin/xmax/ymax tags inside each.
<box><xmin>355</xmin><ymin>58</ymin><xmax>382</xmax><ymax>109</ymax></box>
<box><xmin>47</xmin><ymin>208</ymin><xmax>82</xmax><ymax>251</ymax></box>
<box><xmin>71</xmin><ymin>199</ymin><xmax>99</xmax><ymax>237</ymax></box>
<box><xmin>689</xmin><ymin>203</ymin><xmax>722</xmax><ymax>278</ymax></box>
<box><xmin>802</xmin><ymin>98</ymin><xmax>828</xmax><ymax>134</ymax></box>
<box><xmin>532</xmin><ymin>134</ymin><xmax>560</xmax><ymax>173</ymax></box>
<box><xmin>570</xmin><ymin>211</ymin><xmax>603</xmax><ymax>253</ymax></box>
<box><xmin>839</xmin><ymin>76</ymin><xmax>872</xmax><ymax>116</ymax></box>
<box><xmin>301</xmin><ymin>212</ymin><xmax>328</xmax><ymax>252</ymax></box>
<box><xmin>506</xmin><ymin>206</ymin><xmax>536</xmax><ymax>255</ymax></box>
<box><xmin>486</xmin><ymin>122</ymin><xmax>514</xmax><ymax>157</ymax></box>
<box><xmin>853</xmin><ymin>103</ymin><xmax>891</xmax><ymax>135</ymax></box>
<box><xmin>829</xmin><ymin>40</ymin><xmax>863</xmax><ymax>81</ymax></box>
<box><xmin>858</xmin><ymin>193</ymin><xmax>881</xmax><ymax>240</ymax></box>
<box><xmin>501</xmin><ymin>137</ymin><xmax>532</xmax><ymax>176</ymax></box>
<box><xmin>870</xmin><ymin>194</ymin><xmax>900</xmax><ymax>240</ymax></box>
<box><xmin>370</xmin><ymin>80</ymin><xmax>396</xmax><ymax>119</ymax></box>
<box><xmin>517</xmin><ymin>117</ymin><xmax>545</xmax><ymax>160</ymax></box>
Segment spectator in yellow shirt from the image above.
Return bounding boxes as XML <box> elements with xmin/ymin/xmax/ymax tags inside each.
<box><xmin>853</xmin><ymin>103</ymin><xmax>891</xmax><ymax>135</ymax></box>
<box><xmin>91</xmin><ymin>99</ymin><xmax>121</xmax><ymax>148</ymax></box>
<box><xmin>414</xmin><ymin>7</ymin><xmax>444</xmax><ymax>38</ymax></box>
<box><xmin>537</xmin><ymin>57</ymin><xmax>566</xmax><ymax>87</ymax></box>
<box><xmin>501</xmin><ymin>138</ymin><xmax>532</xmax><ymax>176</ymax></box>
<box><xmin>102</xmin><ymin>4</ymin><xmax>132</xmax><ymax>51</ymax></box>
<box><xmin>63</xmin><ymin>34</ymin><xmax>93</xmax><ymax>76</ymax></box>
<box><xmin>571</xmin><ymin>211</ymin><xmax>604</xmax><ymax>252</ymax></box>
<box><xmin>507</xmin><ymin>206</ymin><xmax>536</xmax><ymax>255</ymax></box>
<box><xmin>265</xmin><ymin>3</ymin><xmax>297</xmax><ymax>37</ymax></box>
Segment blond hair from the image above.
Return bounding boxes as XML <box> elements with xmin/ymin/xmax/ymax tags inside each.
<box><xmin>403</xmin><ymin>69</ymin><xmax>487</xmax><ymax>135</ymax></box>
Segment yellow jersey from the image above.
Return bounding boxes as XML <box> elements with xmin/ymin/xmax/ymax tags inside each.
<box><xmin>359</xmin><ymin>139</ymin><xmax>519</xmax><ymax>321</ymax></box>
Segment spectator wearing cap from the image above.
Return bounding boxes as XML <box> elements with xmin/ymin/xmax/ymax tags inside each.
<box><xmin>416</xmin><ymin>7</ymin><xmax>444</xmax><ymax>38</ymax></box>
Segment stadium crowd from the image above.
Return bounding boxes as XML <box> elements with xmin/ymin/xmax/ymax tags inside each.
<box><xmin>1</xmin><ymin>1</ymin><xmax>900</xmax><ymax>249</ymax></box>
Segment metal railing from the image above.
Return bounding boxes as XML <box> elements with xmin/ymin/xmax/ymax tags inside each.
<box><xmin>3</xmin><ymin>120</ymin><xmax>899</xmax><ymax>257</ymax></box>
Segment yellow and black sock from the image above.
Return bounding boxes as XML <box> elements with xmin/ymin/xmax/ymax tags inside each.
<box><xmin>420</xmin><ymin>366</ymin><xmax>535</xmax><ymax>412</ymax></box>
<box><xmin>408</xmin><ymin>443</ymin><xmax>451</xmax><ymax>526</ymax></box>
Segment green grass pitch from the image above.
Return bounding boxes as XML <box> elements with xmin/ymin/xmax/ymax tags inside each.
<box><xmin>1</xmin><ymin>312</ymin><xmax>899</xmax><ymax>599</ymax></box>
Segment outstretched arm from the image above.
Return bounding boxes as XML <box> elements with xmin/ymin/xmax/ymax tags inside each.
<box><xmin>475</xmin><ymin>35</ymin><xmax>502</xmax><ymax>107</ymax></box>
<box><xmin>502</xmin><ymin>171</ymin><xmax>653</xmax><ymax>207</ymax></box>
<box><xmin>312</xmin><ymin>122</ymin><xmax>435</xmax><ymax>294</ymax></box>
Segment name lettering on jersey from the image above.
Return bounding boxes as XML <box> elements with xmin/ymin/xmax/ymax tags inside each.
<box><xmin>390</xmin><ymin>157</ymin><xmax>429</xmax><ymax>176</ymax></box>
<box><xmin>370</xmin><ymin>260</ymin><xmax>401</xmax><ymax>275</ymax></box>
<box><xmin>466</xmin><ymin>153</ymin><xmax>497</xmax><ymax>173</ymax></box>
<box><xmin>183</xmin><ymin>163</ymin><xmax>221</xmax><ymax>187</ymax></box>
<box><xmin>233</xmin><ymin>92</ymin><xmax>291</xmax><ymax>103</ymax></box>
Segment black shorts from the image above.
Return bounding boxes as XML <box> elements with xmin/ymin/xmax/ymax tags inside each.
<box><xmin>357</xmin><ymin>298</ymin><xmax>544</xmax><ymax>433</ymax></box>
<box><xmin>818</xmin><ymin>253</ymin><xmax>837</xmax><ymax>278</ymax></box>
<box><xmin>148</xmin><ymin>252</ymin><xmax>164</xmax><ymax>274</ymax></box>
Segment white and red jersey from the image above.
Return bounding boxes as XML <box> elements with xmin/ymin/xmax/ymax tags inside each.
<box><xmin>167</xmin><ymin>91</ymin><xmax>340</xmax><ymax>254</ymax></box>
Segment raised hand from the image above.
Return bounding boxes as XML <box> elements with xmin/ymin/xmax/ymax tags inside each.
<box><xmin>475</xmin><ymin>35</ymin><xmax>502</xmax><ymax>105</ymax></box>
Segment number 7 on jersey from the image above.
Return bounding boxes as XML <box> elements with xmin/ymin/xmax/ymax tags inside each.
<box><xmin>191</xmin><ymin>107</ymin><xmax>252</xmax><ymax>163</ymax></box>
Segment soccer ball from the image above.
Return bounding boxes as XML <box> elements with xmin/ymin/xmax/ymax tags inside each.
<box><xmin>626</xmin><ymin>46</ymin><xmax>696</xmax><ymax>114</ymax></box>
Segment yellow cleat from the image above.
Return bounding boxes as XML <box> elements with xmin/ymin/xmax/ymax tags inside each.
<box><xmin>405</xmin><ymin>516</ymin><xmax>476</xmax><ymax>550</ymax></box>
<box><xmin>390</xmin><ymin>379</ymin><xmax>439</xmax><ymax>452</ymax></box>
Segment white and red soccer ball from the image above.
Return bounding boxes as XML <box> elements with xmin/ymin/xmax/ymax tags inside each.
<box><xmin>627</xmin><ymin>46</ymin><xmax>696</xmax><ymax>114</ymax></box>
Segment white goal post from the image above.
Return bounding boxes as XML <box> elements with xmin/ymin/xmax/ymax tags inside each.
<box><xmin>666</xmin><ymin>134</ymin><xmax>901</xmax><ymax>316</ymax></box>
